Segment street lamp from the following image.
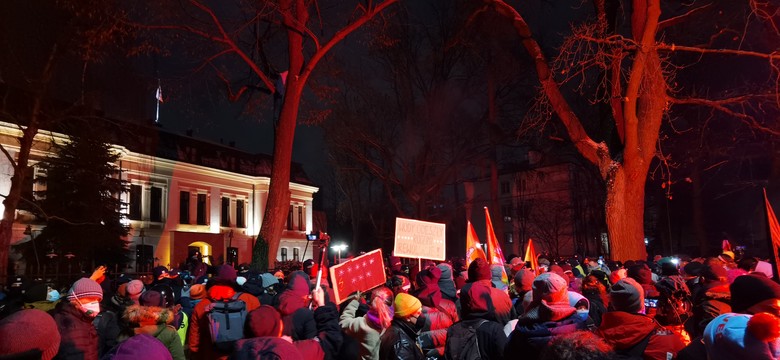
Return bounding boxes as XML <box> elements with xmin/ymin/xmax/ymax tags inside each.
<box><xmin>24</xmin><ymin>225</ymin><xmax>40</xmax><ymax>274</ymax></box>
<box><xmin>331</xmin><ymin>243</ymin><xmax>348</xmax><ymax>263</ymax></box>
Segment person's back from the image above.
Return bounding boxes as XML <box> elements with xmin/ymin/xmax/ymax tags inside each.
<box><xmin>596</xmin><ymin>278</ymin><xmax>685</xmax><ymax>360</ymax></box>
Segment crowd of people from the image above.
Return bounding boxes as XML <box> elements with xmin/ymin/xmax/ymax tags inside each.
<box><xmin>0</xmin><ymin>250</ymin><xmax>779</xmax><ymax>360</ymax></box>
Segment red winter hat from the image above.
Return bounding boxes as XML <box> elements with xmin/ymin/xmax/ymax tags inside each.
<box><xmin>468</xmin><ymin>258</ymin><xmax>492</xmax><ymax>282</ymax></box>
<box><xmin>0</xmin><ymin>309</ymin><xmax>61</xmax><ymax>360</ymax></box>
<box><xmin>246</xmin><ymin>305</ymin><xmax>283</xmax><ymax>337</ymax></box>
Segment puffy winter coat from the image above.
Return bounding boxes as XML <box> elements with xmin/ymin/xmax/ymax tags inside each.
<box><xmin>379</xmin><ymin>319</ymin><xmax>424</xmax><ymax>360</ymax></box>
<box><xmin>685</xmin><ymin>281</ymin><xmax>731</xmax><ymax>337</ymax></box>
<box><xmin>597</xmin><ymin>311</ymin><xmax>687</xmax><ymax>360</ymax></box>
<box><xmin>124</xmin><ymin>305</ymin><xmax>185</xmax><ymax>360</ymax></box>
<box><xmin>52</xmin><ymin>301</ymin><xmax>99</xmax><ymax>360</ymax></box>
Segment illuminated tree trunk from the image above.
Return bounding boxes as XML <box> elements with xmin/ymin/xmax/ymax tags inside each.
<box><xmin>604</xmin><ymin>165</ymin><xmax>648</xmax><ymax>260</ymax></box>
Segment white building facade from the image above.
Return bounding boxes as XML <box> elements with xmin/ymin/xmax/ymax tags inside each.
<box><xmin>0</xmin><ymin>120</ymin><xmax>318</xmax><ymax>272</ymax></box>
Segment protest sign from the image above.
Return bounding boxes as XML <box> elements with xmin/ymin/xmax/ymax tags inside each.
<box><xmin>393</xmin><ymin>217</ymin><xmax>446</xmax><ymax>261</ymax></box>
<box><xmin>329</xmin><ymin>249</ymin><xmax>386</xmax><ymax>304</ymax></box>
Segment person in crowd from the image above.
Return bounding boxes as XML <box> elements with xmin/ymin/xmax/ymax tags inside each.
<box><xmin>181</xmin><ymin>283</ymin><xmax>205</xmax><ymax>318</ymax></box>
<box><xmin>447</xmin><ymin>276</ymin><xmax>508</xmax><ymax>360</ymax></box>
<box><xmin>0</xmin><ymin>308</ymin><xmax>61</xmax><ymax>360</ymax></box>
<box><xmin>23</xmin><ymin>283</ymin><xmax>59</xmax><ymax>312</ymax></box>
<box><xmin>458</xmin><ymin>259</ymin><xmax>513</xmax><ymax>325</ymax></box>
<box><xmin>596</xmin><ymin>278</ymin><xmax>686</xmax><ymax>360</ymax></box>
<box><xmin>491</xmin><ymin>264</ymin><xmax>509</xmax><ymax>293</ymax></box>
<box><xmin>412</xmin><ymin>266</ymin><xmax>457</xmax><ymax>359</ymax></box>
<box><xmin>678</xmin><ymin>272</ymin><xmax>780</xmax><ymax>360</ymax></box>
<box><xmin>230</xmin><ymin>337</ymin><xmax>304</xmax><ymax>360</ymax></box>
<box><xmin>340</xmin><ymin>287</ymin><xmax>394</xmax><ymax>360</ymax></box>
<box><xmin>436</xmin><ymin>263</ymin><xmax>458</xmax><ymax>303</ymax></box>
<box><xmin>388</xmin><ymin>274</ymin><xmax>412</xmax><ymax>296</ymax></box>
<box><xmin>655</xmin><ymin>259</ymin><xmax>692</xmax><ymax>327</ymax></box>
<box><xmin>51</xmin><ymin>277</ymin><xmax>104</xmax><ymax>360</ymax></box>
<box><xmin>504</xmin><ymin>272</ymin><xmax>587</xmax><ymax>359</ymax></box>
<box><xmin>277</xmin><ymin>270</ymin><xmax>319</xmax><ymax>340</ymax></box>
<box><xmin>685</xmin><ymin>262</ymin><xmax>731</xmax><ymax>338</ymax></box>
<box><xmin>702</xmin><ymin>312</ymin><xmax>780</xmax><ymax>360</ymax></box>
<box><xmin>236</xmin><ymin>286</ymin><xmax>342</xmax><ymax>360</ymax></box>
<box><xmin>540</xmin><ymin>331</ymin><xmax>615</xmax><ymax>360</ymax></box>
<box><xmin>120</xmin><ymin>290</ymin><xmax>185</xmax><ymax>360</ymax></box>
<box><xmin>188</xmin><ymin>265</ymin><xmax>261</xmax><ymax>360</ymax></box>
<box><xmin>124</xmin><ymin>280</ymin><xmax>145</xmax><ymax>305</ymax></box>
<box><xmin>379</xmin><ymin>293</ymin><xmax>425</xmax><ymax>360</ymax></box>
<box><xmin>102</xmin><ymin>333</ymin><xmax>173</xmax><ymax>360</ymax></box>
<box><xmin>510</xmin><ymin>268</ymin><xmax>535</xmax><ymax>317</ymax></box>
<box><xmin>581</xmin><ymin>274</ymin><xmax>609</xmax><ymax>327</ymax></box>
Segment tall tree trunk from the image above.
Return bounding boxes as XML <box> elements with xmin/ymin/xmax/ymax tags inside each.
<box><xmin>605</xmin><ymin>165</ymin><xmax>648</xmax><ymax>260</ymax></box>
<box><xmin>691</xmin><ymin>159</ymin><xmax>707</xmax><ymax>256</ymax></box>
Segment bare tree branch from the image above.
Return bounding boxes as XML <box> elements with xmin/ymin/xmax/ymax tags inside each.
<box><xmin>657</xmin><ymin>3</ymin><xmax>713</xmax><ymax>30</ymax></box>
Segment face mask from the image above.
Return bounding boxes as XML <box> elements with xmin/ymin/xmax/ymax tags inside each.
<box><xmin>575</xmin><ymin>309</ymin><xmax>590</xmax><ymax>322</ymax></box>
<box><xmin>80</xmin><ymin>301</ymin><xmax>101</xmax><ymax>317</ymax></box>
<box><xmin>47</xmin><ymin>290</ymin><xmax>60</xmax><ymax>302</ymax></box>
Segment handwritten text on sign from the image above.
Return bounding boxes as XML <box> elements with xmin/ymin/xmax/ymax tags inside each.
<box><xmin>393</xmin><ymin>218</ymin><xmax>446</xmax><ymax>261</ymax></box>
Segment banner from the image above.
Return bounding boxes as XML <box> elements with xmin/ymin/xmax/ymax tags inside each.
<box><xmin>393</xmin><ymin>218</ymin><xmax>446</xmax><ymax>261</ymax></box>
<box><xmin>485</xmin><ymin>207</ymin><xmax>508</xmax><ymax>284</ymax></box>
<box><xmin>763</xmin><ymin>189</ymin><xmax>780</xmax><ymax>279</ymax></box>
<box><xmin>466</xmin><ymin>220</ymin><xmax>486</xmax><ymax>269</ymax></box>
<box><xmin>329</xmin><ymin>249</ymin><xmax>386</xmax><ymax>304</ymax></box>
<box><xmin>524</xmin><ymin>239</ymin><xmax>540</xmax><ymax>273</ymax></box>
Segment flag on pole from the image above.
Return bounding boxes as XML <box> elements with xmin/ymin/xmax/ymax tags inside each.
<box><xmin>484</xmin><ymin>207</ymin><xmax>508</xmax><ymax>284</ymax></box>
<box><xmin>155</xmin><ymin>79</ymin><xmax>163</xmax><ymax>124</ymax></box>
<box><xmin>156</xmin><ymin>83</ymin><xmax>164</xmax><ymax>103</ymax></box>
<box><xmin>524</xmin><ymin>239</ymin><xmax>540</xmax><ymax>273</ymax></box>
<box><xmin>465</xmin><ymin>220</ymin><xmax>486</xmax><ymax>269</ymax></box>
<box><xmin>762</xmin><ymin>188</ymin><xmax>780</xmax><ymax>279</ymax></box>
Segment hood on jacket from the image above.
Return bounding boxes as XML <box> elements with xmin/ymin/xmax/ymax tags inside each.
<box><xmin>278</xmin><ymin>271</ymin><xmax>311</xmax><ymax>316</ymax></box>
<box><xmin>412</xmin><ymin>267</ymin><xmax>443</xmax><ymax>308</ymax></box>
<box><xmin>436</xmin><ymin>263</ymin><xmax>458</xmax><ymax>300</ymax></box>
<box><xmin>596</xmin><ymin>311</ymin><xmax>656</xmax><ymax>350</ymax></box>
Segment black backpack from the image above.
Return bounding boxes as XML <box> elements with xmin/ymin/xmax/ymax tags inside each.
<box><xmin>444</xmin><ymin>319</ymin><xmax>487</xmax><ymax>360</ymax></box>
<box><xmin>206</xmin><ymin>292</ymin><xmax>247</xmax><ymax>352</ymax></box>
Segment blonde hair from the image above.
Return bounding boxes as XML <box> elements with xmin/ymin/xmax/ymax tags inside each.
<box><xmin>371</xmin><ymin>287</ymin><xmax>394</xmax><ymax>329</ymax></box>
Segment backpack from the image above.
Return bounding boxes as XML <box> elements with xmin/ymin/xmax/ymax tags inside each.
<box><xmin>656</xmin><ymin>278</ymin><xmax>692</xmax><ymax>326</ymax></box>
<box><xmin>613</xmin><ymin>331</ymin><xmax>653</xmax><ymax>360</ymax></box>
<box><xmin>206</xmin><ymin>292</ymin><xmax>247</xmax><ymax>352</ymax></box>
<box><xmin>444</xmin><ymin>319</ymin><xmax>487</xmax><ymax>360</ymax></box>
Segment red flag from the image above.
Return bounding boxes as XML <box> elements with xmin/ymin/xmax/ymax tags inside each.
<box><xmin>484</xmin><ymin>207</ymin><xmax>508</xmax><ymax>284</ymax></box>
<box><xmin>524</xmin><ymin>239</ymin><xmax>540</xmax><ymax>273</ymax></box>
<box><xmin>763</xmin><ymin>189</ymin><xmax>780</xmax><ymax>279</ymax></box>
<box><xmin>466</xmin><ymin>220</ymin><xmax>486</xmax><ymax>269</ymax></box>
<box><xmin>329</xmin><ymin>249</ymin><xmax>386</xmax><ymax>304</ymax></box>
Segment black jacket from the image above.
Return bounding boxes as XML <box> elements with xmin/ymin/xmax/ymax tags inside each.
<box><xmin>379</xmin><ymin>319</ymin><xmax>424</xmax><ymax>360</ymax></box>
<box><xmin>444</xmin><ymin>319</ymin><xmax>506</xmax><ymax>360</ymax></box>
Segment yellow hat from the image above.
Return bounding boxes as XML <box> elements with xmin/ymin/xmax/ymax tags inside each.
<box><xmin>394</xmin><ymin>293</ymin><xmax>421</xmax><ymax>318</ymax></box>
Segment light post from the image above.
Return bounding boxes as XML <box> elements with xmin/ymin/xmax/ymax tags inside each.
<box><xmin>24</xmin><ymin>225</ymin><xmax>40</xmax><ymax>275</ymax></box>
<box><xmin>331</xmin><ymin>243</ymin><xmax>348</xmax><ymax>263</ymax></box>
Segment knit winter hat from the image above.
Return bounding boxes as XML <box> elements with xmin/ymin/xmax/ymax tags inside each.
<box><xmin>532</xmin><ymin>272</ymin><xmax>569</xmax><ymax>305</ymax></box>
<box><xmin>549</xmin><ymin>265</ymin><xmax>565</xmax><ymax>279</ymax></box>
<box><xmin>260</xmin><ymin>273</ymin><xmax>279</xmax><ymax>288</ymax></box>
<box><xmin>609</xmin><ymin>268</ymin><xmax>627</xmax><ymax>285</ymax></box>
<box><xmin>468</xmin><ymin>258</ymin><xmax>492</xmax><ymax>282</ymax></box>
<box><xmin>513</xmin><ymin>268</ymin><xmax>535</xmax><ymax>293</ymax></box>
<box><xmin>683</xmin><ymin>261</ymin><xmax>705</xmax><ymax>277</ymax></box>
<box><xmin>394</xmin><ymin>293</ymin><xmax>422</xmax><ymax>318</ymax></box>
<box><xmin>189</xmin><ymin>284</ymin><xmax>206</xmax><ymax>300</ymax></box>
<box><xmin>67</xmin><ymin>277</ymin><xmax>103</xmax><ymax>301</ymax></box>
<box><xmin>232</xmin><ymin>337</ymin><xmax>304</xmax><ymax>360</ymax></box>
<box><xmin>139</xmin><ymin>290</ymin><xmax>165</xmax><ymax>307</ymax></box>
<box><xmin>104</xmin><ymin>334</ymin><xmax>172</xmax><ymax>360</ymax></box>
<box><xmin>126</xmin><ymin>280</ymin><xmax>145</xmax><ymax>301</ymax></box>
<box><xmin>610</xmin><ymin>278</ymin><xmax>645</xmax><ymax>314</ymax></box>
<box><xmin>246</xmin><ymin>305</ymin><xmax>283</xmax><ymax>337</ymax></box>
<box><xmin>491</xmin><ymin>264</ymin><xmax>508</xmax><ymax>290</ymax></box>
<box><xmin>704</xmin><ymin>313</ymin><xmax>780</xmax><ymax>360</ymax></box>
<box><xmin>0</xmin><ymin>309</ymin><xmax>61</xmax><ymax>360</ymax></box>
<box><xmin>216</xmin><ymin>264</ymin><xmax>238</xmax><ymax>282</ymax></box>
<box><xmin>627</xmin><ymin>265</ymin><xmax>653</xmax><ymax>285</ymax></box>
<box><xmin>731</xmin><ymin>274</ymin><xmax>780</xmax><ymax>314</ymax></box>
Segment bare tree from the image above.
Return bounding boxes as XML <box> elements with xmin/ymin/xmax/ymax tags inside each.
<box><xmin>128</xmin><ymin>0</ymin><xmax>397</xmax><ymax>269</ymax></box>
<box><xmin>480</xmin><ymin>0</ymin><xmax>780</xmax><ymax>260</ymax></box>
<box><xmin>0</xmin><ymin>0</ymin><xmax>130</xmax><ymax>285</ymax></box>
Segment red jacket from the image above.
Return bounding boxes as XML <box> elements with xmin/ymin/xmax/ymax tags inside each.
<box><xmin>597</xmin><ymin>311</ymin><xmax>686</xmax><ymax>360</ymax></box>
<box><xmin>187</xmin><ymin>284</ymin><xmax>260</xmax><ymax>360</ymax></box>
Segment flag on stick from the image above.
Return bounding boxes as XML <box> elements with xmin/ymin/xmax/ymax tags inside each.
<box><xmin>465</xmin><ymin>220</ymin><xmax>486</xmax><ymax>269</ymax></box>
<box><xmin>762</xmin><ymin>188</ymin><xmax>780</xmax><ymax>280</ymax></box>
<box><xmin>484</xmin><ymin>207</ymin><xmax>508</xmax><ymax>284</ymax></box>
<box><xmin>524</xmin><ymin>239</ymin><xmax>540</xmax><ymax>273</ymax></box>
